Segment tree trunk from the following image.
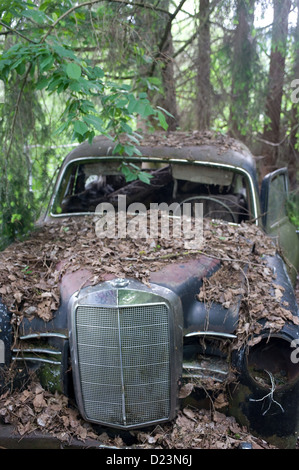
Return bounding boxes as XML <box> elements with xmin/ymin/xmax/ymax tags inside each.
<box><xmin>288</xmin><ymin>0</ymin><xmax>299</xmax><ymax>188</ymax></box>
<box><xmin>159</xmin><ymin>31</ymin><xmax>180</xmax><ymax>131</ymax></box>
<box><xmin>195</xmin><ymin>0</ymin><xmax>211</xmax><ymax>130</ymax></box>
<box><xmin>229</xmin><ymin>0</ymin><xmax>255</xmax><ymax>140</ymax></box>
<box><xmin>260</xmin><ymin>0</ymin><xmax>291</xmax><ymax>177</ymax></box>
<box><xmin>140</xmin><ymin>0</ymin><xmax>180</xmax><ymax>131</ymax></box>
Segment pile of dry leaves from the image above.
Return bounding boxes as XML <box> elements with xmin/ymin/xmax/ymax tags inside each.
<box><xmin>0</xmin><ymin>382</ymin><xmax>97</xmax><ymax>444</ymax></box>
<box><xmin>127</xmin><ymin>130</ymin><xmax>249</xmax><ymax>155</ymax></box>
<box><xmin>0</xmin><ymin>216</ymin><xmax>298</xmax><ymax>350</ymax></box>
<box><xmin>197</xmin><ymin>221</ymin><xmax>299</xmax><ymax>349</ymax></box>
<box><xmin>0</xmin><ymin>214</ymin><xmax>201</xmax><ymax>322</ymax></box>
<box><xmin>136</xmin><ymin>407</ymin><xmax>276</xmax><ymax>449</ymax></box>
<box><xmin>0</xmin><ymin>381</ymin><xmax>275</xmax><ymax>449</ymax></box>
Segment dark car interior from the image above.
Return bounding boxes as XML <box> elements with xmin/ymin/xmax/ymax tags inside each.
<box><xmin>53</xmin><ymin>159</ymin><xmax>251</xmax><ymax>224</ymax></box>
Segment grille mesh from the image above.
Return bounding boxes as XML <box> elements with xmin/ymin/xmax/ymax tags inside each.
<box><xmin>75</xmin><ymin>303</ymin><xmax>170</xmax><ymax>426</ymax></box>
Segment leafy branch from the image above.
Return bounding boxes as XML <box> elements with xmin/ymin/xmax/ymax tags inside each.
<box><xmin>0</xmin><ymin>0</ymin><xmax>169</xmax><ymax>182</ymax></box>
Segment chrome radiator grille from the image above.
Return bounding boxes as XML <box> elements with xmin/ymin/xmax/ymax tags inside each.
<box><xmin>74</xmin><ymin>302</ymin><xmax>170</xmax><ymax>427</ymax></box>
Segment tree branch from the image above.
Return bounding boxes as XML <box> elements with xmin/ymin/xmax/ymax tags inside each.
<box><xmin>150</xmin><ymin>0</ymin><xmax>188</xmax><ymax>75</ymax></box>
<box><xmin>173</xmin><ymin>32</ymin><xmax>197</xmax><ymax>58</ymax></box>
<box><xmin>0</xmin><ymin>21</ymin><xmax>37</xmax><ymax>44</ymax></box>
<box><xmin>5</xmin><ymin>64</ymin><xmax>32</xmax><ymax>161</ymax></box>
<box><xmin>4</xmin><ymin>0</ymin><xmax>171</xmax><ymax>162</ymax></box>
<box><xmin>42</xmin><ymin>0</ymin><xmax>171</xmax><ymax>42</ymax></box>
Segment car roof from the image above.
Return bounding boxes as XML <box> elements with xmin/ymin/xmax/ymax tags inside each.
<box><xmin>63</xmin><ymin>132</ymin><xmax>257</xmax><ymax>177</ymax></box>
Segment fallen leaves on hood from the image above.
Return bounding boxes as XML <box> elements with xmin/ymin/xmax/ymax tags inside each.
<box><xmin>0</xmin><ymin>216</ymin><xmax>297</xmax><ymax>347</ymax></box>
<box><xmin>196</xmin><ymin>221</ymin><xmax>299</xmax><ymax>349</ymax></box>
<box><xmin>0</xmin><ymin>214</ymin><xmax>198</xmax><ymax>322</ymax></box>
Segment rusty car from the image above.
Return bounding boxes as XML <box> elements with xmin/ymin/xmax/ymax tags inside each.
<box><xmin>0</xmin><ymin>131</ymin><xmax>299</xmax><ymax>448</ymax></box>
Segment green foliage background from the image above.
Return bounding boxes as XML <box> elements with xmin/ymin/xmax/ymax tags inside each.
<box><xmin>0</xmin><ymin>0</ymin><xmax>299</xmax><ymax>248</ymax></box>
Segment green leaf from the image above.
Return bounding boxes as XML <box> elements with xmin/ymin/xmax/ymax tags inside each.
<box><xmin>16</xmin><ymin>61</ymin><xmax>26</xmax><ymax>75</ymax></box>
<box><xmin>11</xmin><ymin>57</ymin><xmax>25</xmax><ymax>70</ymax></box>
<box><xmin>53</xmin><ymin>120</ymin><xmax>69</xmax><ymax>135</ymax></box>
<box><xmin>11</xmin><ymin>213</ymin><xmax>22</xmax><ymax>223</ymax></box>
<box><xmin>142</xmin><ymin>103</ymin><xmax>155</xmax><ymax>117</ymax></box>
<box><xmin>83</xmin><ymin>114</ymin><xmax>104</xmax><ymax>132</ymax></box>
<box><xmin>90</xmin><ymin>66</ymin><xmax>105</xmax><ymax>79</ymax></box>
<box><xmin>120</xmin><ymin>122</ymin><xmax>133</xmax><ymax>134</ymax></box>
<box><xmin>39</xmin><ymin>0</ymin><xmax>53</xmax><ymax>11</ymax></box>
<box><xmin>22</xmin><ymin>9</ymin><xmax>47</xmax><ymax>24</ymax></box>
<box><xmin>121</xmin><ymin>164</ymin><xmax>138</xmax><ymax>182</ymax></box>
<box><xmin>127</xmin><ymin>95</ymin><xmax>138</xmax><ymax>114</ymax></box>
<box><xmin>156</xmin><ymin>106</ymin><xmax>174</xmax><ymax>118</ymax></box>
<box><xmin>69</xmin><ymin>81</ymin><xmax>81</xmax><ymax>92</ymax></box>
<box><xmin>113</xmin><ymin>143</ymin><xmax>124</xmax><ymax>155</ymax></box>
<box><xmin>47</xmin><ymin>77</ymin><xmax>64</xmax><ymax>92</ymax></box>
<box><xmin>138</xmin><ymin>171</ymin><xmax>153</xmax><ymax>184</ymax></box>
<box><xmin>53</xmin><ymin>45</ymin><xmax>76</xmax><ymax>60</ymax></box>
<box><xmin>126</xmin><ymin>133</ymin><xmax>141</xmax><ymax>145</ymax></box>
<box><xmin>123</xmin><ymin>145</ymin><xmax>135</xmax><ymax>157</ymax></box>
<box><xmin>39</xmin><ymin>55</ymin><xmax>54</xmax><ymax>72</ymax></box>
<box><xmin>35</xmin><ymin>76</ymin><xmax>50</xmax><ymax>90</ymax></box>
<box><xmin>157</xmin><ymin>110</ymin><xmax>168</xmax><ymax>130</ymax></box>
<box><xmin>66</xmin><ymin>62</ymin><xmax>81</xmax><ymax>80</ymax></box>
<box><xmin>74</xmin><ymin>120</ymin><xmax>88</xmax><ymax>135</ymax></box>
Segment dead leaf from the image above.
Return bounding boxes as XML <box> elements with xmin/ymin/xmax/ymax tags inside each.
<box><xmin>33</xmin><ymin>393</ymin><xmax>47</xmax><ymax>411</ymax></box>
<box><xmin>178</xmin><ymin>383</ymin><xmax>194</xmax><ymax>398</ymax></box>
<box><xmin>13</xmin><ymin>292</ymin><xmax>22</xmax><ymax>303</ymax></box>
<box><xmin>214</xmin><ymin>393</ymin><xmax>229</xmax><ymax>409</ymax></box>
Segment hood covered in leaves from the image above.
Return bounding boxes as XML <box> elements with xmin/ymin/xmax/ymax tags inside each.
<box><xmin>0</xmin><ymin>216</ymin><xmax>298</xmax><ymax>350</ymax></box>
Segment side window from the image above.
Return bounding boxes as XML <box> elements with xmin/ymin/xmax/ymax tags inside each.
<box><xmin>261</xmin><ymin>168</ymin><xmax>289</xmax><ymax>229</ymax></box>
<box><xmin>267</xmin><ymin>173</ymin><xmax>288</xmax><ymax>225</ymax></box>
<box><xmin>261</xmin><ymin>167</ymin><xmax>299</xmax><ymax>283</ymax></box>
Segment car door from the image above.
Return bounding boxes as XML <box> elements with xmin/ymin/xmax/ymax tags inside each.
<box><xmin>261</xmin><ymin>167</ymin><xmax>299</xmax><ymax>286</ymax></box>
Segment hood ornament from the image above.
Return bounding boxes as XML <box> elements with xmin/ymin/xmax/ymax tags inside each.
<box><xmin>111</xmin><ymin>278</ymin><xmax>129</xmax><ymax>288</ymax></box>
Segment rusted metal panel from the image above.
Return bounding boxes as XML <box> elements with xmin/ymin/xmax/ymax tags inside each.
<box><xmin>150</xmin><ymin>255</ymin><xmax>220</xmax><ymax>289</ymax></box>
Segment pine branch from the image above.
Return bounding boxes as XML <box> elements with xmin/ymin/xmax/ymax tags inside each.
<box><xmin>42</xmin><ymin>0</ymin><xmax>171</xmax><ymax>42</ymax></box>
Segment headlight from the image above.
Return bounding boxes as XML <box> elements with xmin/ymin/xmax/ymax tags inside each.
<box><xmin>246</xmin><ymin>337</ymin><xmax>299</xmax><ymax>390</ymax></box>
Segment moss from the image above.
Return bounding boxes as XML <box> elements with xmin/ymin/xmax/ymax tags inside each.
<box><xmin>37</xmin><ymin>363</ymin><xmax>62</xmax><ymax>394</ymax></box>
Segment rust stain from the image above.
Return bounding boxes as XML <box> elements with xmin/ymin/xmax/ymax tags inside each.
<box><xmin>150</xmin><ymin>255</ymin><xmax>220</xmax><ymax>287</ymax></box>
<box><xmin>60</xmin><ymin>268</ymin><xmax>93</xmax><ymax>303</ymax></box>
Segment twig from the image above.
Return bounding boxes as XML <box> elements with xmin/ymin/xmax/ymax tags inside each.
<box><xmin>42</xmin><ymin>0</ymin><xmax>171</xmax><ymax>43</ymax></box>
<box><xmin>0</xmin><ymin>21</ymin><xmax>37</xmax><ymax>43</ymax></box>
<box><xmin>249</xmin><ymin>370</ymin><xmax>285</xmax><ymax>415</ymax></box>
<box><xmin>254</xmin><ymin>134</ymin><xmax>289</xmax><ymax>147</ymax></box>
<box><xmin>123</xmin><ymin>249</ymin><xmax>267</xmax><ymax>267</ymax></box>
<box><xmin>4</xmin><ymin>64</ymin><xmax>32</xmax><ymax>175</ymax></box>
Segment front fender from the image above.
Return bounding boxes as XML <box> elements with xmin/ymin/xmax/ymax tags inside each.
<box><xmin>0</xmin><ymin>300</ymin><xmax>12</xmax><ymax>368</ymax></box>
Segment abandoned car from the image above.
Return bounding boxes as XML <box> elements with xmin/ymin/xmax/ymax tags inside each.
<box><xmin>0</xmin><ymin>132</ymin><xmax>299</xmax><ymax>446</ymax></box>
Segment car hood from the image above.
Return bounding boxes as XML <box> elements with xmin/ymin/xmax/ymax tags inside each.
<box><xmin>2</xmin><ymin>217</ymin><xmax>297</xmax><ymax>345</ymax></box>
<box><xmin>58</xmin><ymin>254</ymin><xmax>240</xmax><ymax>337</ymax></box>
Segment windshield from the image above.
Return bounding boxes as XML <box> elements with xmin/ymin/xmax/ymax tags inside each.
<box><xmin>51</xmin><ymin>158</ymin><xmax>252</xmax><ymax>224</ymax></box>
